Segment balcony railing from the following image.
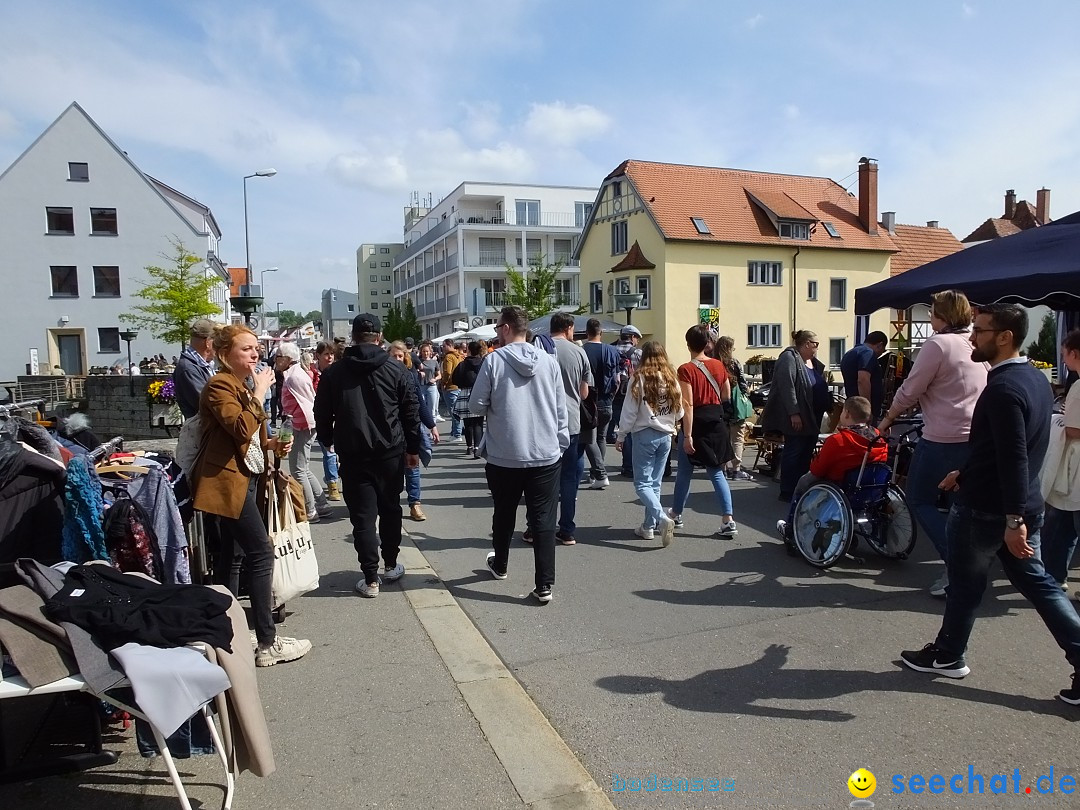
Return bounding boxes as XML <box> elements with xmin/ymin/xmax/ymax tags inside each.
<box><xmin>478</xmin><ymin>249</ymin><xmax>507</xmax><ymax>267</ymax></box>
<box><xmin>457</xmin><ymin>209</ymin><xmax>576</xmax><ymax>228</ymax></box>
<box><xmin>483</xmin><ymin>291</ymin><xmax>579</xmax><ymax>309</ymax></box>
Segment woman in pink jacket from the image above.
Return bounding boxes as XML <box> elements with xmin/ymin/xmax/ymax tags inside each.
<box><xmin>277</xmin><ymin>342</ymin><xmax>332</xmax><ymax>522</ymax></box>
<box><xmin>878</xmin><ymin>290</ymin><xmax>988</xmax><ymax>597</ymax></box>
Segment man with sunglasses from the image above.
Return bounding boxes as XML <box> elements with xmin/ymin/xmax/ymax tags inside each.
<box><xmin>470</xmin><ymin>306</ymin><xmax>569</xmax><ymax>603</ymax></box>
<box><xmin>901</xmin><ymin>304</ymin><xmax>1080</xmax><ymax>705</ymax></box>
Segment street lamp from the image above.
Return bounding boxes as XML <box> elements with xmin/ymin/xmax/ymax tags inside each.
<box><xmin>276</xmin><ymin>302</ymin><xmax>284</xmax><ymax>332</ymax></box>
<box><xmin>613</xmin><ymin>292</ymin><xmax>644</xmax><ymax>326</ymax></box>
<box><xmin>243</xmin><ymin>169</ymin><xmax>277</xmax><ymax>289</ymax></box>
<box><xmin>118</xmin><ymin>329</ymin><xmax>138</xmax><ymax>395</ymax></box>
<box><xmin>259</xmin><ymin>267</ymin><xmax>279</xmax><ymax>334</ymax></box>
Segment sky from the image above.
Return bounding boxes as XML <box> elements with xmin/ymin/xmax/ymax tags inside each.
<box><xmin>2</xmin><ymin>1</ymin><xmax>1079</xmax><ymax>315</ymax></box>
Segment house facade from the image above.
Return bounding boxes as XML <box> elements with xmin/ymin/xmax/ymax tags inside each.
<box><xmin>576</xmin><ymin>159</ymin><xmax>952</xmax><ymax>366</ymax></box>
<box><xmin>391</xmin><ymin>182</ymin><xmax>597</xmax><ymax>339</ymax></box>
<box><xmin>320</xmin><ymin>287</ymin><xmax>360</xmax><ymax>342</ymax></box>
<box><xmin>357</xmin><ymin>242</ymin><xmax>404</xmax><ymax>317</ymax></box>
<box><xmin>0</xmin><ymin>102</ymin><xmax>230</xmax><ymax>379</ymax></box>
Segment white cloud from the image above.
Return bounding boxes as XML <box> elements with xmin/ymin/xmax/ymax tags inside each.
<box><xmin>962</xmin><ymin>3</ymin><xmax>976</xmax><ymax>18</ymax></box>
<box><xmin>524</xmin><ymin>102</ymin><xmax>611</xmax><ymax>147</ymax></box>
<box><xmin>745</xmin><ymin>14</ymin><xmax>765</xmax><ymax>29</ymax></box>
<box><xmin>0</xmin><ymin>109</ymin><xmax>16</xmax><ymax>138</ymax></box>
<box><xmin>328</xmin><ymin>150</ymin><xmax>409</xmax><ymax>192</ymax></box>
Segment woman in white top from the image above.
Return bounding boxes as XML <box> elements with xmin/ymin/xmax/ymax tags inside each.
<box><xmin>1042</xmin><ymin>329</ymin><xmax>1080</xmax><ymax>590</ymax></box>
<box><xmin>617</xmin><ymin>341</ymin><xmax>684</xmax><ymax>547</ymax></box>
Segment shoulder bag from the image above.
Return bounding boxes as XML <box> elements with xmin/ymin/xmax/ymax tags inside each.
<box><xmin>687</xmin><ymin>360</ymin><xmax>735</xmax><ymax>468</ymax></box>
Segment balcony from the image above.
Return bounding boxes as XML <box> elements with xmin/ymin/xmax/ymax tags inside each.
<box><xmin>482</xmin><ymin>291</ymin><xmax>579</xmax><ymax>309</ymax></box>
<box><xmin>478</xmin><ymin>249</ymin><xmax>507</xmax><ymax>267</ymax></box>
<box><xmin>457</xmin><ymin>208</ymin><xmax>576</xmax><ymax>228</ymax></box>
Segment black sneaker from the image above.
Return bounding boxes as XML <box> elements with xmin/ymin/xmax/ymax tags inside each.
<box><xmin>1057</xmin><ymin>672</ymin><xmax>1080</xmax><ymax>706</ymax></box>
<box><xmin>900</xmin><ymin>643</ymin><xmax>970</xmax><ymax>679</ymax></box>
<box><xmin>531</xmin><ymin>586</ymin><xmax>552</xmax><ymax>603</ymax></box>
<box><xmin>485</xmin><ymin>552</ymin><xmax>507</xmax><ymax>580</ymax></box>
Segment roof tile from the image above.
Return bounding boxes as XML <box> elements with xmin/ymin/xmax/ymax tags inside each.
<box><xmin>889</xmin><ymin>225</ymin><xmax>964</xmax><ymax>275</ymax></box>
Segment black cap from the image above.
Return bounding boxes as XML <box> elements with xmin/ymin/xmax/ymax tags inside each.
<box><xmin>352</xmin><ymin>312</ymin><xmax>382</xmax><ymax>333</ymax></box>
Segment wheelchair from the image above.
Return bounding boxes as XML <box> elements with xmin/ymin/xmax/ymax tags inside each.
<box><xmin>787</xmin><ymin>434</ymin><xmax>918</xmax><ymax>568</ymax></box>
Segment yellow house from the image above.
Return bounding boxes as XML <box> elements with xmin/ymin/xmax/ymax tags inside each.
<box><xmin>577</xmin><ymin>158</ymin><xmax>933</xmax><ymax>367</ymax></box>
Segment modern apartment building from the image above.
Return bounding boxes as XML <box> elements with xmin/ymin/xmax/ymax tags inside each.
<box><xmin>320</xmin><ymin>287</ymin><xmax>360</xmax><ymax>342</ymax></box>
<box><xmin>392</xmin><ymin>182</ymin><xmax>597</xmax><ymax>338</ymax></box>
<box><xmin>357</xmin><ymin>242</ymin><xmax>404</xmax><ymax>317</ymax></box>
<box><xmin>0</xmin><ymin>102</ymin><xmax>230</xmax><ymax>379</ymax></box>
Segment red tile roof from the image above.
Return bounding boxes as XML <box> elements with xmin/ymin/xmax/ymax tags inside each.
<box><xmin>745</xmin><ymin>188</ymin><xmax>818</xmax><ymax>221</ymax></box>
<box><xmin>613</xmin><ymin>160</ymin><xmax>899</xmax><ymax>252</ymax></box>
<box><xmin>610</xmin><ymin>240</ymin><xmax>656</xmax><ymax>272</ymax></box>
<box><xmin>889</xmin><ymin>224</ymin><xmax>964</xmax><ymax>275</ymax></box>
<box><xmin>962</xmin><ymin>218</ymin><xmax>1023</xmax><ymax>243</ymax></box>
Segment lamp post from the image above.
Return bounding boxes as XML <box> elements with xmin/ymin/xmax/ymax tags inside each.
<box><xmin>243</xmin><ymin>169</ymin><xmax>277</xmax><ymax>289</ymax></box>
<box><xmin>276</xmin><ymin>302</ymin><xmax>284</xmax><ymax>333</ymax></box>
<box><xmin>259</xmin><ymin>267</ymin><xmax>279</xmax><ymax>334</ymax></box>
<box><xmin>613</xmin><ymin>292</ymin><xmax>644</xmax><ymax>327</ymax></box>
<box><xmin>119</xmin><ymin>329</ymin><xmax>138</xmax><ymax>395</ymax></box>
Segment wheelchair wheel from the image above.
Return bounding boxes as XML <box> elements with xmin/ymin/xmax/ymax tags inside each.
<box><xmin>864</xmin><ymin>484</ymin><xmax>917</xmax><ymax>559</ymax></box>
<box><xmin>791</xmin><ymin>483</ymin><xmax>853</xmax><ymax>568</ymax></box>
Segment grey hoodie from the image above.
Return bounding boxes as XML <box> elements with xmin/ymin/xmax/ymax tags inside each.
<box><xmin>470</xmin><ymin>342</ymin><xmax>569</xmax><ymax>468</ymax></box>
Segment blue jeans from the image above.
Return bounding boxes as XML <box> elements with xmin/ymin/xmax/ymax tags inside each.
<box><xmin>779</xmin><ymin>433</ymin><xmax>817</xmax><ymax>498</ymax></box>
<box><xmin>905</xmin><ymin>439</ymin><xmax>971</xmax><ymax>562</ymax></box>
<box><xmin>632</xmin><ymin>429</ymin><xmax>672</xmax><ymax>529</ymax></box>
<box><xmin>1042</xmin><ymin>505</ymin><xmax>1080</xmax><ymax>584</ymax></box>
<box><xmin>442</xmin><ymin>388</ymin><xmax>462</xmax><ymax>437</ymax></box>
<box><xmin>936</xmin><ymin>506</ymin><xmax>1080</xmax><ymax>669</ymax></box>
<box><xmin>321</xmin><ymin>442</ymin><xmax>338</xmax><ymax>483</ymax></box>
<box><xmin>405</xmin><ymin>465</ymin><xmax>421</xmax><ymax>505</ymax></box>
<box><xmin>558</xmin><ymin>434</ymin><xmax>583</xmax><ymax>535</ymax></box>
<box><xmin>672</xmin><ymin>432</ymin><xmax>733</xmax><ymax>517</ymax></box>
<box><xmin>608</xmin><ymin>395</ymin><xmax>624</xmax><ymax>443</ymax></box>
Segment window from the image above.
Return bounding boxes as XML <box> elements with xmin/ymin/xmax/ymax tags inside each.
<box><xmin>382</xmin><ymin>302</ymin><xmax>392</xmax><ymax>309</ymax></box>
<box><xmin>747</xmin><ymin>261</ymin><xmax>783</xmax><ymax>285</ymax></box>
<box><xmin>699</xmin><ymin>274</ymin><xmax>719</xmax><ymax>306</ymax></box>
<box><xmin>371</xmin><ymin>301</ymin><xmax>379</xmax><ymax>308</ymax></box>
<box><xmin>575</xmin><ymin>201</ymin><xmax>593</xmax><ymax>227</ymax></box>
<box><xmin>829</xmin><ymin>338</ymin><xmax>847</xmax><ymax>367</ymax></box>
<box><xmin>515</xmin><ymin>238</ymin><xmax>542</xmax><ymax>266</ymax></box>
<box><xmin>68</xmin><ymin>162</ymin><xmax>89</xmax><ymax>182</ymax></box>
<box><xmin>747</xmin><ymin>324</ymin><xmax>782</xmax><ymax>348</ymax></box>
<box><xmin>515</xmin><ymin>199</ymin><xmax>540</xmax><ymax>226</ymax></box>
<box><xmin>589</xmin><ymin>281</ymin><xmax>603</xmax><ymax>313</ymax></box>
<box><xmin>553</xmin><ymin>238</ymin><xmax>573</xmax><ymax>265</ymax></box>
<box><xmin>807</xmin><ymin>280</ymin><xmax>818</xmax><ymax>301</ymax></box>
<box><xmin>93</xmin><ymin>266</ymin><xmax>120</xmax><ymax>297</ymax></box>
<box><xmin>611</xmin><ymin>221</ymin><xmax>628</xmax><ymax>255</ymax></box>
<box><xmin>381</xmin><ymin>275</ymin><xmax>391</xmax><ymax>281</ymax></box>
<box><xmin>829</xmin><ymin>278</ymin><xmax>847</xmax><ymax>310</ymax></box>
<box><xmin>90</xmin><ymin>208</ymin><xmax>117</xmax><ymax>235</ymax></box>
<box><xmin>554</xmin><ymin>278</ymin><xmax>573</xmax><ymax>303</ymax></box>
<box><xmin>380</xmin><ymin>247</ymin><xmax>390</xmax><ymax>254</ymax></box>
<box><xmin>380</xmin><ymin>261</ymin><xmax>391</xmax><ymax>267</ymax></box>
<box><xmin>369</xmin><ymin>274</ymin><xmax>378</xmax><ymax>282</ymax></box>
<box><xmin>636</xmin><ymin>276</ymin><xmax>651</xmax><ymax>309</ymax></box>
<box><xmin>478</xmin><ymin>237</ymin><xmax>505</xmax><ymax>266</ymax></box>
<box><xmin>822</xmin><ymin>221</ymin><xmax>840</xmax><ymax>238</ymax></box>
<box><xmin>691</xmin><ymin>216</ymin><xmax>711</xmax><ymax>234</ymax></box>
<box><xmin>778</xmin><ymin>221</ymin><xmax>809</xmax><ymax>240</ymax></box>
<box><xmin>612</xmin><ymin>181</ymin><xmax>622</xmax><ymax>197</ymax></box>
<box><xmin>98</xmin><ymin>327</ymin><xmax>120</xmax><ymax>353</ymax></box>
<box><xmin>383</xmin><ymin>289</ymin><xmax>391</xmax><ymax>295</ymax></box>
<box><xmin>50</xmin><ymin>265</ymin><xmax>78</xmax><ymax>297</ymax></box>
<box><xmin>46</xmin><ymin>207</ymin><xmax>74</xmax><ymax>234</ymax></box>
<box><xmin>369</xmin><ymin>260</ymin><xmax>377</xmax><ymax>268</ymax></box>
<box><xmin>347</xmin><ymin>304</ymin><xmax>355</xmax><ymax>312</ymax></box>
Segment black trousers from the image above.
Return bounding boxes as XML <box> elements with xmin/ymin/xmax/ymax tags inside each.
<box><xmin>463</xmin><ymin>417</ymin><xmax>484</xmax><ymax>449</ymax></box>
<box><xmin>340</xmin><ymin>453</ymin><xmax>405</xmax><ymax>584</ymax></box>
<box><xmin>486</xmin><ymin>461</ymin><xmax>560</xmax><ymax>589</ymax></box>
<box><xmin>215</xmin><ymin>476</ymin><xmax>276</xmax><ymax>646</ymax></box>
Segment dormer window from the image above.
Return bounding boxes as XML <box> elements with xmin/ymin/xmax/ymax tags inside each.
<box><xmin>779</xmin><ymin>221</ymin><xmax>809</xmax><ymax>240</ymax></box>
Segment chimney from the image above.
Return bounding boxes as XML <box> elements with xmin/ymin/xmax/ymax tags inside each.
<box><xmin>926</xmin><ymin>220</ymin><xmax>939</xmax><ymax>228</ymax></box>
<box><xmin>881</xmin><ymin>211</ymin><xmax>896</xmax><ymax>235</ymax></box>
<box><xmin>858</xmin><ymin>158</ymin><xmax>878</xmax><ymax>235</ymax></box>
<box><xmin>1004</xmin><ymin>189</ymin><xmax>1016</xmax><ymax>219</ymax></box>
<box><xmin>1037</xmin><ymin>187</ymin><xmax>1051</xmax><ymax>224</ymax></box>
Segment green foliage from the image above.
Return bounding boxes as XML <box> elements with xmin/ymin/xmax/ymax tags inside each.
<box><xmin>304</xmin><ymin>310</ymin><xmax>322</xmax><ymax>326</ymax></box>
<box><xmin>383</xmin><ymin>300</ymin><xmax>421</xmax><ymax>342</ymax></box>
<box><xmin>276</xmin><ymin>310</ymin><xmax>307</xmax><ymax>328</ymax></box>
<box><xmin>1025</xmin><ymin>312</ymin><xmax>1058</xmax><ymax>364</ymax></box>
<box><xmin>503</xmin><ymin>255</ymin><xmax>583</xmax><ymax>320</ymax></box>
<box><xmin>120</xmin><ymin>237</ymin><xmax>223</xmax><ymax>348</ymax></box>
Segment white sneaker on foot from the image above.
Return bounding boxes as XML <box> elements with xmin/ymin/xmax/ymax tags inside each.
<box><xmin>589</xmin><ymin>477</ymin><xmax>610</xmax><ymax>489</ymax></box>
<box><xmin>255</xmin><ymin>636</ymin><xmax>312</xmax><ymax>667</ymax></box>
<box><xmin>634</xmin><ymin>524</ymin><xmax>655</xmax><ymax>540</ymax></box>
<box><xmin>657</xmin><ymin>516</ymin><xmax>676</xmax><ymax>547</ymax></box>
<box><xmin>382</xmin><ymin>562</ymin><xmax>405</xmax><ymax>582</ymax></box>
<box><xmin>929</xmin><ymin>572</ymin><xmax>949</xmax><ymax>598</ymax></box>
<box><xmin>485</xmin><ymin>552</ymin><xmax>507</xmax><ymax>580</ymax></box>
<box><xmin>355</xmin><ymin>579</ymin><xmax>380</xmax><ymax>598</ymax></box>
<box><xmin>717</xmin><ymin>519</ymin><xmax>738</xmax><ymax>538</ymax></box>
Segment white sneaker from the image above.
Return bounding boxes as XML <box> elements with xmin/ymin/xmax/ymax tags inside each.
<box><xmin>717</xmin><ymin>519</ymin><xmax>738</xmax><ymax>538</ymax></box>
<box><xmin>589</xmin><ymin>477</ymin><xmax>610</xmax><ymax>490</ymax></box>
<box><xmin>634</xmin><ymin>524</ymin><xmax>655</xmax><ymax>540</ymax></box>
<box><xmin>446</xmin><ymin>435</ymin><xmax>464</xmax><ymax>444</ymax></box>
<box><xmin>355</xmin><ymin>579</ymin><xmax>380</xmax><ymax>598</ymax></box>
<box><xmin>249</xmin><ymin>630</ymin><xmax>258</xmax><ymax>651</ymax></box>
<box><xmin>382</xmin><ymin>562</ymin><xmax>405</xmax><ymax>582</ymax></box>
<box><xmin>255</xmin><ymin>636</ymin><xmax>312</xmax><ymax>667</ymax></box>
<box><xmin>929</xmin><ymin>572</ymin><xmax>949</xmax><ymax>598</ymax></box>
<box><xmin>485</xmin><ymin>552</ymin><xmax>507</xmax><ymax>580</ymax></box>
<box><xmin>657</xmin><ymin>516</ymin><xmax>676</xmax><ymax>547</ymax></box>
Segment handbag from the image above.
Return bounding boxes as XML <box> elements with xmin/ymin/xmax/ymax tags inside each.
<box><xmin>579</xmin><ymin>389</ymin><xmax>598</xmax><ymax>431</ymax></box>
<box><xmin>687</xmin><ymin>360</ymin><xmax>734</xmax><ymax>468</ymax></box>
<box><xmin>729</xmin><ymin>382</ymin><xmax>754</xmax><ymax>421</ymax></box>
<box><xmin>264</xmin><ymin>470</ymin><xmax>320</xmax><ymax>604</ymax></box>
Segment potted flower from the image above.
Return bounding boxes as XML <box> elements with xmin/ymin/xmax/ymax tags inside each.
<box><xmin>1030</xmin><ymin>359</ymin><xmax>1054</xmax><ymax>383</ymax></box>
<box><xmin>146</xmin><ymin>379</ymin><xmax>182</xmax><ymax>426</ymax></box>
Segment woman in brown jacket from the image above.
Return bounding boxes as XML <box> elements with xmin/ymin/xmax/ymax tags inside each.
<box><xmin>191</xmin><ymin>324</ymin><xmax>311</xmax><ymax>668</ymax></box>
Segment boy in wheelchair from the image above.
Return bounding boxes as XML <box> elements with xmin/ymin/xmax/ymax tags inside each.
<box><xmin>777</xmin><ymin>396</ymin><xmax>887</xmax><ymax>547</ymax></box>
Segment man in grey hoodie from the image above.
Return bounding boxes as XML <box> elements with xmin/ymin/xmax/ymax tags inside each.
<box><xmin>471</xmin><ymin>306</ymin><xmax>569</xmax><ymax>603</ymax></box>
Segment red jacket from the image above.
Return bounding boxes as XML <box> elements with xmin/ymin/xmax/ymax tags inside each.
<box><xmin>810</xmin><ymin>425</ymin><xmax>887</xmax><ymax>482</ymax></box>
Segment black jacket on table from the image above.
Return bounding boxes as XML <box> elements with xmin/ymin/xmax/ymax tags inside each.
<box><xmin>313</xmin><ymin>343</ymin><xmax>421</xmax><ymax>460</ymax></box>
<box><xmin>956</xmin><ymin>360</ymin><xmax>1052</xmax><ymax>517</ymax></box>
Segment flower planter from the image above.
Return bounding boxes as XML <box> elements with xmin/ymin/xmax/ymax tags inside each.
<box><xmin>149</xmin><ymin>403</ymin><xmax>182</xmax><ymax>427</ymax></box>
<box><xmin>1040</xmin><ymin>367</ymin><xmax>1054</xmax><ymax>384</ymax></box>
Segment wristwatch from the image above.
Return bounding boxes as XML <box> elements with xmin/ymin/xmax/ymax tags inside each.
<box><xmin>1005</xmin><ymin>516</ymin><xmax>1025</xmax><ymax>530</ymax></box>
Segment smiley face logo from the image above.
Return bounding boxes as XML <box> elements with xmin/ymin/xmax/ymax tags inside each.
<box><xmin>848</xmin><ymin>768</ymin><xmax>876</xmax><ymax>798</ymax></box>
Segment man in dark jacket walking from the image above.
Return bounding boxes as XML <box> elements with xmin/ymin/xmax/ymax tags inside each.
<box><xmin>314</xmin><ymin>313</ymin><xmax>421</xmax><ymax>598</ymax></box>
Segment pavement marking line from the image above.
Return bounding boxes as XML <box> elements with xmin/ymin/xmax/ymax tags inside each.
<box><xmin>397</xmin><ymin>539</ymin><xmax>616</xmax><ymax>810</ymax></box>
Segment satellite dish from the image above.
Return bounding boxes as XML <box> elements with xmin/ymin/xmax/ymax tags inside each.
<box><xmin>471</xmin><ymin>316</ymin><xmax>484</xmax><ymax>328</ymax></box>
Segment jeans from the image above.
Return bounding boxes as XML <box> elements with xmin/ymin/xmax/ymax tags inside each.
<box><xmin>321</xmin><ymin>441</ymin><xmax>338</xmax><ymax>483</ymax></box>
<box><xmin>632</xmin><ymin>428</ymin><xmax>672</xmax><ymax>529</ymax></box>
<box><xmin>463</xmin><ymin>417</ymin><xmax>484</xmax><ymax>449</ymax></box>
<box><xmin>486</xmin><ymin>460</ymin><xmax>560</xmax><ymax>589</ymax></box>
<box><xmin>340</xmin><ymin>453</ymin><xmax>405</xmax><ymax>585</ymax></box>
<box><xmin>215</xmin><ymin>476</ymin><xmax>276</xmax><ymax>646</ymax></box>
<box><xmin>405</xmin><ymin>465</ymin><xmax>422</xmax><ymax>505</ymax></box>
<box><xmin>672</xmin><ymin>432</ymin><xmax>733</xmax><ymax>517</ymax></box>
<box><xmin>289</xmin><ymin>427</ymin><xmax>326</xmax><ymax>516</ymax></box>
<box><xmin>936</xmin><ymin>506</ymin><xmax>1080</xmax><ymax>669</ymax></box>
<box><xmin>442</xmin><ymin>388</ymin><xmax>462</xmax><ymax>437</ymax></box>
<box><xmin>584</xmin><ymin>402</ymin><xmax>611</xmax><ymax>479</ymax></box>
<box><xmin>620</xmin><ymin>431</ymin><xmax>633</xmax><ymax>475</ymax></box>
<box><xmin>609</xmin><ymin>394</ymin><xmax>625</xmax><ymax>443</ymax></box>
<box><xmin>423</xmin><ymin>384</ymin><xmax>440</xmax><ymax>420</ymax></box>
<box><xmin>779</xmin><ymin>433</ymin><xmax>817</xmax><ymax>498</ymax></box>
<box><xmin>558</xmin><ymin>434</ymin><xmax>583</xmax><ymax>535</ymax></box>
<box><xmin>905</xmin><ymin>439</ymin><xmax>971</xmax><ymax>562</ymax></box>
<box><xmin>1042</xmin><ymin>505</ymin><xmax>1080</xmax><ymax>584</ymax></box>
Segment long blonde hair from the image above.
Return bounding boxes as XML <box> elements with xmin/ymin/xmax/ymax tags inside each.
<box><xmin>389</xmin><ymin>340</ymin><xmax>413</xmax><ymax>368</ymax></box>
<box><xmin>632</xmin><ymin>341</ymin><xmax>682</xmax><ymax>413</ymax></box>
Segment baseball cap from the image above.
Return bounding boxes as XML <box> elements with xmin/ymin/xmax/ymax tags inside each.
<box><xmin>277</xmin><ymin>342</ymin><xmax>301</xmax><ymax>362</ymax></box>
<box><xmin>352</xmin><ymin>312</ymin><xmax>382</xmax><ymax>334</ymax></box>
<box><xmin>190</xmin><ymin>319</ymin><xmax>217</xmax><ymax>339</ymax></box>
<box><xmin>404</xmin><ymin>337</ymin><xmax>415</xmax><ymax>347</ymax></box>
<box><xmin>620</xmin><ymin>325</ymin><xmax>642</xmax><ymax>338</ymax></box>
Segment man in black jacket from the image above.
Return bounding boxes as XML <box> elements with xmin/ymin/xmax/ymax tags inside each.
<box><xmin>901</xmin><ymin>304</ymin><xmax>1080</xmax><ymax>705</ymax></box>
<box><xmin>314</xmin><ymin>314</ymin><xmax>421</xmax><ymax>598</ymax></box>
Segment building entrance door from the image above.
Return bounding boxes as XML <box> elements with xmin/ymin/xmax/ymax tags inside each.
<box><xmin>57</xmin><ymin>333</ymin><xmax>84</xmax><ymax>375</ymax></box>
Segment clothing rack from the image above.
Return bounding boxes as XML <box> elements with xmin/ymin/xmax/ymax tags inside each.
<box><xmin>88</xmin><ymin>436</ymin><xmax>124</xmax><ymax>462</ymax></box>
<box><xmin>0</xmin><ymin>399</ymin><xmax>45</xmax><ymax>416</ymax></box>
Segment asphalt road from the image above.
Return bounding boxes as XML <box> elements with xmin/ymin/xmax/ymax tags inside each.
<box><xmin>411</xmin><ymin>441</ymin><xmax>1080</xmax><ymax>809</ymax></box>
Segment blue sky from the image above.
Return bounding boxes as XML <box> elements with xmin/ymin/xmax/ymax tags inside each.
<box><xmin>2</xmin><ymin>1</ymin><xmax>1079</xmax><ymax>313</ymax></box>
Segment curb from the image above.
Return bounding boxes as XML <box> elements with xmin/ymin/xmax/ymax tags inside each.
<box><xmin>396</xmin><ymin>537</ymin><xmax>615</xmax><ymax>810</ymax></box>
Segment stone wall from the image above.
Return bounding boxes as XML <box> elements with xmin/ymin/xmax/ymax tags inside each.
<box><xmin>85</xmin><ymin>374</ymin><xmax>180</xmax><ymax>440</ymax></box>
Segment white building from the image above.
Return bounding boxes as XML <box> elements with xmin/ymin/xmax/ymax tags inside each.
<box><xmin>0</xmin><ymin>102</ymin><xmax>230</xmax><ymax>379</ymax></box>
<box><xmin>392</xmin><ymin>183</ymin><xmax>597</xmax><ymax>338</ymax></box>
<box><xmin>357</xmin><ymin>243</ymin><xmax>404</xmax><ymax>317</ymax></box>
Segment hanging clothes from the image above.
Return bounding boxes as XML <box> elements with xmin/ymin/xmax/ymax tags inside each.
<box><xmin>61</xmin><ymin>456</ymin><xmax>109</xmax><ymax>563</ymax></box>
<box><xmin>128</xmin><ymin>467</ymin><xmax>190</xmax><ymax>584</ymax></box>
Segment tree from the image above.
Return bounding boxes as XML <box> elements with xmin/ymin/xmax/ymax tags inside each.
<box><xmin>382</xmin><ymin>301</ymin><xmax>421</xmax><ymax>342</ymax></box>
<box><xmin>276</xmin><ymin>310</ymin><xmax>308</xmax><ymax>329</ymax></box>
<box><xmin>1026</xmin><ymin>312</ymin><xmax>1057</xmax><ymax>363</ymax></box>
<box><xmin>502</xmin><ymin>254</ymin><xmax>583</xmax><ymax>320</ymax></box>
<box><xmin>121</xmin><ymin>237</ymin><xmax>223</xmax><ymax>348</ymax></box>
